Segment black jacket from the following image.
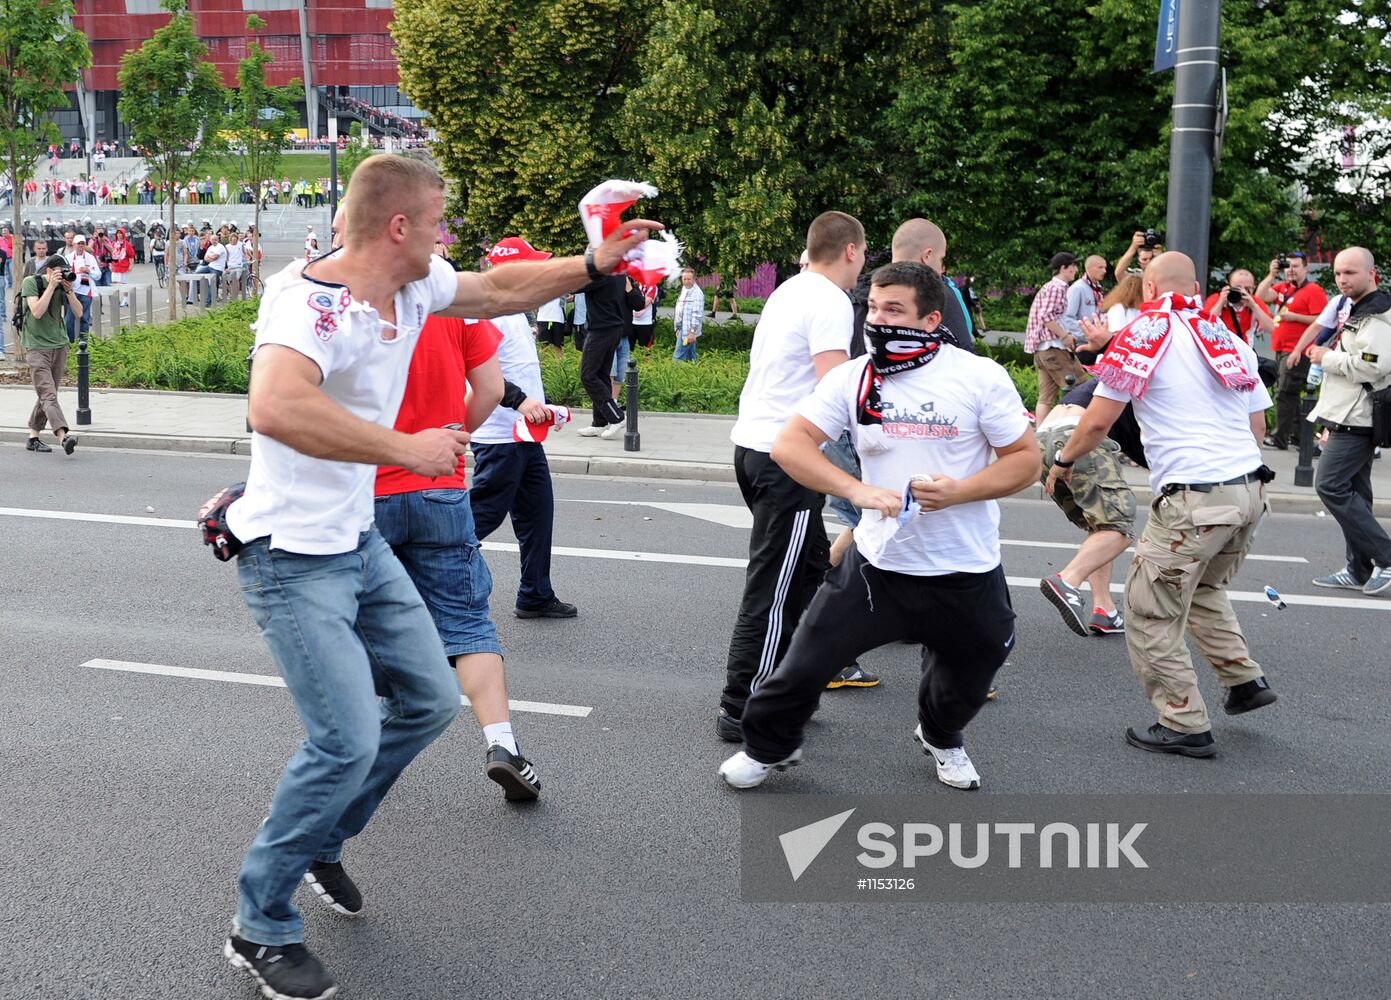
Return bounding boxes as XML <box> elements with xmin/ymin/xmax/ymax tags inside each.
<box><xmin>577</xmin><ymin>274</ymin><xmax>646</xmax><ymax>333</ymax></box>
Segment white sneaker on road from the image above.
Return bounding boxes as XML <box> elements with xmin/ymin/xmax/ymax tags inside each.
<box><xmin>600</xmin><ymin>423</ymin><xmax>624</xmax><ymax>440</ymax></box>
<box><xmin>914</xmin><ymin>725</ymin><xmax>981</xmax><ymax>790</ymax></box>
<box><xmin>719</xmin><ymin>748</ymin><xmax>802</xmax><ymax>789</ymax></box>
<box><xmin>577</xmin><ymin>425</ymin><xmax>603</xmax><ymax>437</ymax></box>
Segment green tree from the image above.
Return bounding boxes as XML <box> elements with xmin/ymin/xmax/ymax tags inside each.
<box><xmin>118</xmin><ymin>0</ymin><xmax>226</xmax><ymax>318</ymax></box>
<box><xmin>392</xmin><ymin>0</ymin><xmax>657</xmax><ymax>257</ymax></box>
<box><xmin>224</xmin><ymin>13</ymin><xmax>298</xmax><ymax>274</ymax></box>
<box><xmin>339</xmin><ymin>121</ymin><xmax>372</xmax><ymax>195</ymax></box>
<box><xmin>0</xmin><ymin>0</ymin><xmax>91</xmax><ymax>271</ymax></box>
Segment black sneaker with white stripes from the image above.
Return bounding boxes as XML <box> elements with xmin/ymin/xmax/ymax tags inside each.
<box><xmin>224</xmin><ymin>934</ymin><xmax>338</xmax><ymax>1000</ymax></box>
<box><xmin>301</xmin><ymin>860</ymin><xmax>362</xmax><ymax>916</ymax></box>
<box><xmin>486</xmin><ymin>745</ymin><xmax>541</xmax><ymax>801</ymax></box>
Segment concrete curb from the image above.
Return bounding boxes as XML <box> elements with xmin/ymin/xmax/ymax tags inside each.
<box><xmin>9</xmin><ymin>427</ymin><xmax>1376</xmax><ymax>513</ymax></box>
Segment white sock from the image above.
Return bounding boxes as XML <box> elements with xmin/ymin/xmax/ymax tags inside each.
<box><xmin>483</xmin><ymin>721</ymin><xmax>518</xmax><ymax>755</ymax></box>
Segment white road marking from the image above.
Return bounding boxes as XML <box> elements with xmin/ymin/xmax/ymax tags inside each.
<box><xmin>0</xmin><ymin>506</ymin><xmax>194</xmax><ymax>529</ymax></box>
<box><xmin>557</xmin><ymin>498</ymin><xmax>1307</xmax><ymax>563</ymax></box>
<box><xmin>82</xmin><ymin>659</ymin><xmax>593</xmax><ymax>717</ymax></box>
<box><xmin>483</xmin><ymin>540</ymin><xmax>746</xmax><ymax>568</ymax></box>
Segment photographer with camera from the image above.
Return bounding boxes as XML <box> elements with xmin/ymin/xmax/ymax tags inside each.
<box><xmin>1257</xmin><ymin>251</ymin><xmax>1328</xmax><ymax>450</ymax></box>
<box><xmin>19</xmin><ymin>255</ymin><xmax>83</xmax><ymax>454</ymax></box>
<box><xmin>1114</xmin><ymin>229</ymin><xmax>1163</xmax><ymax>282</ymax></box>
<box><xmin>1202</xmin><ymin>269</ymin><xmax>1274</xmax><ymax>346</ymax></box>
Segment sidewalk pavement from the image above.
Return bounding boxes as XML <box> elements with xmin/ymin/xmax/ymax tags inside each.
<box><xmin>2</xmin><ymin>384</ymin><xmax>1386</xmax><ymax>515</ymax></box>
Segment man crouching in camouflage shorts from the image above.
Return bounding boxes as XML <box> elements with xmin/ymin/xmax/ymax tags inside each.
<box><xmin>1036</xmin><ymin>402</ymin><xmax>1135</xmax><ymax>636</ymax></box>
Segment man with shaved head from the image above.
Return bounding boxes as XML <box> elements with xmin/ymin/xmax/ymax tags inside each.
<box><xmin>1306</xmin><ymin>247</ymin><xmax>1391</xmax><ymax>596</ymax></box>
<box><xmin>888</xmin><ymin>218</ymin><xmax>975</xmax><ymax>351</ymax></box>
<box><xmin>1062</xmin><ymin>254</ymin><xmax>1108</xmax><ymax>342</ymax></box>
<box><xmin>1203</xmin><ymin>268</ymin><xmax>1274</xmax><ymax>346</ymax></box>
<box><xmin>1050</xmin><ymin>251</ymin><xmax>1278</xmax><ymax>759</ymax></box>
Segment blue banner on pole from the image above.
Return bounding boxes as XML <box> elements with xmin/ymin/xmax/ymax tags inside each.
<box><xmin>1153</xmin><ymin>0</ymin><xmax>1180</xmax><ymax>72</ymax></box>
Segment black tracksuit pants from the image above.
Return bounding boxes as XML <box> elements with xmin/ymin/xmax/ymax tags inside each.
<box><xmin>580</xmin><ymin>324</ymin><xmax>626</xmax><ymax>426</ymax></box>
<box><xmin>721</xmin><ymin>447</ymin><xmax>830</xmax><ymax>716</ymax></box>
<box><xmin>742</xmin><ymin>547</ymin><xmax>1016</xmax><ymax>763</ymax></box>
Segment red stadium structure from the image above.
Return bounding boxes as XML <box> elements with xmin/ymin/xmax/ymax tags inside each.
<box><xmin>56</xmin><ymin>0</ymin><xmax>422</xmax><ymax>146</ymax></box>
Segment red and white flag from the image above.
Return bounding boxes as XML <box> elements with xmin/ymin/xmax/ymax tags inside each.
<box><xmin>512</xmin><ymin>405</ymin><xmax>572</xmax><ymax>443</ymax></box>
<box><xmin>578</xmin><ymin>179</ymin><xmax>683</xmax><ymax>285</ymax></box>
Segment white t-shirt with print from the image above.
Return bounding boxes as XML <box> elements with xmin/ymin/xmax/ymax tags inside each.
<box><xmin>1312</xmin><ymin>294</ymin><xmax>1352</xmax><ymax>337</ymax></box>
<box><xmin>472</xmin><ymin>312</ymin><xmax>545</xmax><ymax>446</ymax></box>
<box><xmin>798</xmin><ymin>347</ymin><xmax>1031</xmax><ymax>576</ymax></box>
<box><xmin>730</xmin><ymin>270</ymin><xmax>853</xmax><ymax>453</ymax></box>
<box><xmin>1095</xmin><ymin>323</ymin><xmax>1271</xmax><ymax>491</ymax></box>
<box><xmin>227</xmin><ymin>253</ymin><xmax>459</xmax><ymax>554</ymax></box>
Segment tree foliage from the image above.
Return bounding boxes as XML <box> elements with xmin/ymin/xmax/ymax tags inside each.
<box><xmin>339</xmin><ymin>121</ymin><xmax>372</xmax><ymax>193</ymax></box>
<box><xmin>225</xmin><ymin>14</ymin><xmax>299</xmax><ymax>251</ymax></box>
<box><xmin>0</xmin><ymin>0</ymin><xmax>91</xmax><ymax>266</ymax></box>
<box><xmin>118</xmin><ymin>0</ymin><xmax>227</xmax><ymax>319</ymax></box>
<box><xmin>394</xmin><ymin>0</ymin><xmax>1391</xmax><ymax>289</ymax></box>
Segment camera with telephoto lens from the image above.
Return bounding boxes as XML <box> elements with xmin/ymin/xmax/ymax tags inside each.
<box><xmin>40</xmin><ymin>255</ymin><xmax>76</xmax><ymax>284</ymax></box>
<box><xmin>1227</xmin><ymin>287</ymin><xmax>1244</xmax><ymax>307</ymax></box>
<box><xmin>1277</xmin><ymin>253</ymin><xmax>1289</xmax><ymax>271</ymax></box>
<box><xmin>1142</xmin><ymin>228</ymin><xmax>1163</xmax><ymax>251</ymax></box>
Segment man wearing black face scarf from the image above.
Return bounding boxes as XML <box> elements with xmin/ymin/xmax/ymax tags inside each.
<box><xmin>719</xmin><ymin>262</ymin><xmax>1039</xmax><ymax>793</ymax></box>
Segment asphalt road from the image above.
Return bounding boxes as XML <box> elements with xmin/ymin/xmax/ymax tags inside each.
<box><xmin>2</xmin><ymin>446</ymin><xmax>1389</xmax><ymax>1000</ymax></box>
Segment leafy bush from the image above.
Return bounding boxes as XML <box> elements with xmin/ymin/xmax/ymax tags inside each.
<box><xmin>73</xmin><ymin>300</ymin><xmax>258</xmax><ymax>393</ymax></box>
<box><xmin>979</xmin><ymin>292</ymin><xmax>1032</xmax><ymax>332</ymax></box>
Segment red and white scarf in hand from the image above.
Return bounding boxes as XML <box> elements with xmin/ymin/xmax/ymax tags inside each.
<box><xmin>512</xmin><ymin>405</ymin><xmax>572</xmax><ymax>444</ymax></box>
<box><xmin>1088</xmin><ymin>293</ymin><xmax>1259</xmax><ymax>398</ymax></box>
<box><xmin>579</xmin><ymin>180</ymin><xmax>682</xmax><ymax>285</ymax></box>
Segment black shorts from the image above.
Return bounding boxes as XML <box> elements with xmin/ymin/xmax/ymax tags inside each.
<box><xmin>632</xmin><ymin>323</ymin><xmax>655</xmax><ymax>349</ymax></box>
<box><xmin>537</xmin><ymin>321</ymin><xmax>567</xmax><ymax>347</ymax></box>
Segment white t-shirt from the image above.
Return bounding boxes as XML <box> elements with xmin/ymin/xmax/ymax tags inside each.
<box><xmin>67</xmin><ymin>250</ymin><xmax>100</xmax><ymax>295</ymax></box>
<box><xmin>472</xmin><ymin>312</ymin><xmax>545</xmax><ymax>446</ymax></box>
<box><xmin>224</xmin><ymin>240</ymin><xmax>246</xmax><ymax>269</ymax></box>
<box><xmin>798</xmin><ymin>348</ymin><xmax>1031</xmax><ymax>576</ymax></box>
<box><xmin>633</xmin><ymin>293</ymin><xmax>654</xmax><ymax>325</ymax></box>
<box><xmin>730</xmin><ymin>270</ymin><xmax>852</xmax><ymax>453</ymax></box>
<box><xmin>1107</xmin><ymin>304</ymin><xmax>1140</xmax><ymax>332</ymax></box>
<box><xmin>227</xmin><ymin>253</ymin><xmax>459</xmax><ymax>554</ymax></box>
<box><xmin>1312</xmin><ymin>294</ymin><xmax>1352</xmax><ymax>338</ymax></box>
<box><xmin>203</xmin><ymin>241</ymin><xmax>226</xmax><ymax>272</ymax></box>
<box><xmin>537</xmin><ymin>296</ymin><xmax>566</xmax><ymax>324</ymax></box>
<box><xmin>1095</xmin><ymin>323</ymin><xmax>1271</xmax><ymax>491</ymax></box>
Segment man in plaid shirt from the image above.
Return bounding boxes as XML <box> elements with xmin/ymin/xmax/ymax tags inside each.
<box><xmin>1026</xmin><ymin>251</ymin><xmax>1089</xmax><ymax>422</ymax></box>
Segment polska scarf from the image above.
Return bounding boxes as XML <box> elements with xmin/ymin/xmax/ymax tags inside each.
<box><xmin>1088</xmin><ymin>293</ymin><xmax>1259</xmax><ymax>398</ymax></box>
<box><xmin>855</xmin><ymin>322</ymin><xmax>952</xmax><ymax>453</ymax></box>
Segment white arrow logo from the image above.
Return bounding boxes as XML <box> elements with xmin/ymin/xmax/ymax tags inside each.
<box><xmin>778</xmin><ymin>808</ymin><xmax>856</xmax><ymax>881</ymax></box>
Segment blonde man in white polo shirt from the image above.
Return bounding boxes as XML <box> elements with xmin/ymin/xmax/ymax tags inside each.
<box><xmin>716</xmin><ymin>211</ymin><xmax>865</xmax><ymax>743</ymax></box>
<box><xmin>720</xmin><ymin>262</ymin><xmax>1038</xmax><ymax>790</ymax></box>
<box><xmin>221</xmin><ymin>154</ymin><xmax>660</xmax><ymax>1000</ymax></box>
<box><xmin>1054</xmin><ymin>252</ymin><xmax>1277</xmax><ymax>761</ymax></box>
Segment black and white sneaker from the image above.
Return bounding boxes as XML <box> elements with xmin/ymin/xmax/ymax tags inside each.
<box><xmin>486</xmin><ymin>745</ymin><xmax>541</xmax><ymax>801</ymax></box>
<box><xmin>1041</xmin><ymin>573</ymin><xmax>1090</xmax><ymax>636</ymax></box>
<box><xmin>224</xmin><ymin>935</ymin><xmax>338</xmax><ymax>1000</ymax></box>
<box><xmin>301</xmin><ymin>860</ymin><xmax>362</xmax><ymax>916</ymax></box>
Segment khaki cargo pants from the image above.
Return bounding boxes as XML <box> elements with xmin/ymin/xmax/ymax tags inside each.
<box><xmin>1123</xmin><ymin>481</ymin><xmax>1267</xmax><ymax>733</ymax></box>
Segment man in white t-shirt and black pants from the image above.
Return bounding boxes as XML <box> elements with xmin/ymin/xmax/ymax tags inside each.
<box><xmin>716</xmin><ymin>212</ymin><xmax>865</xmax><ymax>743</ymax></box>
<box><xmin>720</xmin><ymin>262</ymin><xmax>1038</xmax><ymax>790</ymax></box>
<box><xmin>1056</xmin><ymin>252</ymin><xmax>1278</xmax><ymax>760</ymax></box>
<box><xmin>220</xmin><ymin>154</ymin><xmax>659</xmax><ymax>1000</ymax></box>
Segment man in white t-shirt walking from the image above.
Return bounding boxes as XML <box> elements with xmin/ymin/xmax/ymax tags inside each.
<box><xmin>720</xmin><ymin>262</ymin><xmax>1038</xmax><ymax>790</ymax></box>
<box><xmin>1053</xmin><ymin>252</ymin><xmax>1277</xmax><ymax>760</ymax></box>
<box><xmin>220</xmin><ymin>154</ymin><xmax>659</xmax><ymax>1000</ymax></box>
<box><xmin>716</xmin><ymin>212</ymin><xmax>865</xmax><ymax>743</ymax></box>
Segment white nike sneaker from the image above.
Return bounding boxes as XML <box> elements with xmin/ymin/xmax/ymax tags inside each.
<box><xmin>718</xmin><ymin>748</ymin><xmax>802</xmax><ymax>789</ymax></box>
<box><xmin>913</xmin><ymin>725</ymin><xmax>981</xmax><ymax>790</ymax></box>
<box><xmin>599</xmin><ymin>423</ymin><xmax>624</xmax><ymax>440</ymax></box>
<box><xmin>577</xmin><ymin>425</ymin><xmax>603</xmax><ymax>437</ymax></box>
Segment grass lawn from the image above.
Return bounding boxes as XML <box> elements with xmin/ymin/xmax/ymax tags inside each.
<box><xmin>146</xmin><ymin>152</ymin><xmax>336</xmax><ymax>188</ymax></box>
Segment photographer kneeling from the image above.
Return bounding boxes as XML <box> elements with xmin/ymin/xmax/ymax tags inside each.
<box><xmin>19</xmin><ymin>255</ymin><xmax>82</xmax><ymax>454</ymax></box>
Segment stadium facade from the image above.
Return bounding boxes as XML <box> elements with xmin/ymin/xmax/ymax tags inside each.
<box><xmin>57</xmin><ymin>0</ymin><xmax>420</xmax><ymax>145</ymax></box>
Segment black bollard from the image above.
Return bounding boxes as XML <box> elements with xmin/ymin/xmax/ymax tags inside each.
<box><xmin>76</xmin><ymin>334</ymin><xmax>91</xmax><ymax>425</ymax></box>
<box><xmin>245</xmin><ymin>347</ymin><xmax>254</xmax><ymax>433</ymax></box>
<box><xmin>1294</xmin><ymin>393</ymin><xmax>1316</xmax><ymax>488</ymax></box>
<box><xmin>624</xmin><ymin>358</ymin><xmax>640</xmax><ymax>452</ymax></box>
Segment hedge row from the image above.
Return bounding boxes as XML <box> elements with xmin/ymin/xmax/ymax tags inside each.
<box><xmin>72</xmin><ymin>305</ymin><xmax>1043</xmax><ymax>413</ymax></box>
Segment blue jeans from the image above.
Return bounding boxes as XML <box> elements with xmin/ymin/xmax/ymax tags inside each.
<box><xmin>610</xmin><ymin>333</ymin><xmax>631</xmax><ymax>380</ymax></box>
<box><xmin>195</xmin><ymin>265</ymin><xmax>220</xmax><ymax>306</ymax></box>
<box><xmin>470</xmin><ymin>443</ymin><xmax>558</xmax><ymax>611</ymax></box>
<box><xmin>65</xmin><ymin>293</ymin><xmax>92</xmax><ymax>342</ymax></box>
<box><xmin>234</xmin><ymin>529</ymin><xmax>460</xmax><ymax>945</ymax></box>
<box><xmin>823</xmin><ymin>430</ymin><xmax>862</xmax><ymax>528</ymax></box>
<box><xmin>673</xmin><ymin>337</ymin><xmax>697</xmax><ymax>362</ymax></box>
<box><xmin>373</xmin><ymin>489</ymin><xmax>502</xmax><ymax>657</ymax></box>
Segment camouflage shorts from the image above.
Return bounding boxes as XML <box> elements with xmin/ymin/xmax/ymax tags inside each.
<box><xmin>1036</xmin><ymin>424</ymin><xmax>1136</xmax><ymax>536</ymax></box>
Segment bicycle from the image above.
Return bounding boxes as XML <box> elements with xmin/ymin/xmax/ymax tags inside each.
<box><xmin>153</xmin><ymin>256</ymin><xmax>166</xmax><ymax>288</ymax></box>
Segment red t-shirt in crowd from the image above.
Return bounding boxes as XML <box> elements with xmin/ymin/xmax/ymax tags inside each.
<box><xmin>1202</xmin><ymin>292</ymin><xmax>1271</xmax><ymax>345</ymax></box>
<box><xmin>1269</xmin><ymin>279</ymin><xmax>1328</xmax><ymax>353</ymax></box>
<box><xmin>374</xmin><ymin>315</ymin><xmax>502</xmax><ymax>497</ymax></box>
